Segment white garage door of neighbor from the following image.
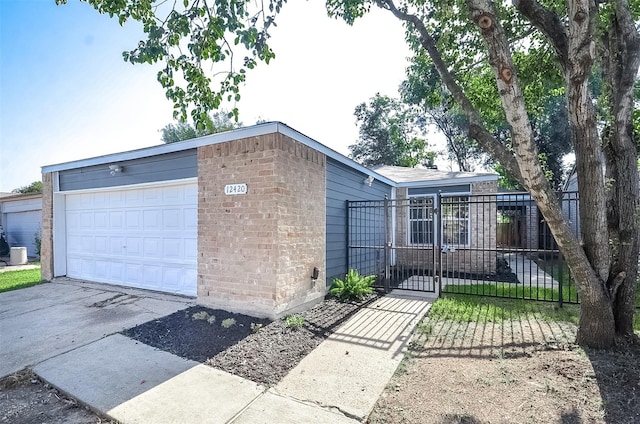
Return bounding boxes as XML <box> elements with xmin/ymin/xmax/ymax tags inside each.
<box><xmin>65</xmin><ymin>183</ymin><xmax>197</xmax><ymax>296</ymax></box>
<box><xmin>6</xmin><ymin>210</ymin><xmax>41</xmax><ymax>256</ymax></box>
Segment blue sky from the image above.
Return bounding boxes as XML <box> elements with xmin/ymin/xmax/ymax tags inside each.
<box><xmin>0</xmin><ymin>0</ymin><xmax>415</xmax><ymax>192</ymax></box>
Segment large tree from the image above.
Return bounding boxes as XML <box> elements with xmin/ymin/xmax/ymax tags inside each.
<box><xmin>326</xmin><ymin>0</ymin><xmax>639</xmax><ymax>348</ymax></box>
<box><xmin>11</xmin><ymin>181</ymin><xmax>43</xmax><ymax>194</ymax></box>
<box><xmin>63</xmin><ymin>0</ymin><xmax>639</xmax><ymax>348</ymax></box>
<box><xmin>350</xmin><ymin>93</ymin><xmax>437</xmax><ymax>167</ymax></box>
<box><xmin>161</xmin><ymin>110</ymin><xmax>240</xmax><ymax>143</ymax></box>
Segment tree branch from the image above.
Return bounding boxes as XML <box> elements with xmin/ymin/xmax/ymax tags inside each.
<box><xmin>375</xmin><ymin>0</ymin><xmax>523</xmax><ymax>184</ymax></box>
<box><xmin>513</xmin><ymin>0</ymin><xmax>569</xmax><ymax>71</ymax></box>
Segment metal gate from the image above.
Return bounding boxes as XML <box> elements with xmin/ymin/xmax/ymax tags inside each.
<box><xmin>347</xmin><ymin>192</ymin><xmax>581</xmax><ymax>305</ymax></box>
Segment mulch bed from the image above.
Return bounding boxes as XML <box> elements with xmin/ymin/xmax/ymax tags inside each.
<box><xmin>122</xmin><ymin>293</ymin><xmax>382</xmax><ymax>386</ymax></box>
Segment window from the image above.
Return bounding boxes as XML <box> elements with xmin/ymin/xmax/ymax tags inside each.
<box><xmin>407</xmin><ymin>195</ymin><xmax>470</xmax><ymax>246</ymax></box>
<box><xmin>409</xmin><ymin>197</ymin><xmax>435</xmax><ymax>244</ymax></box>
<box><xmin>441</xmin><ymin>196</ymin><xmax>469</xmax><ymax>246</ymax></box>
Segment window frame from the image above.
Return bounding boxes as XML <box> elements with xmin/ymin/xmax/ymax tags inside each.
<box><xmin>407</xmin><ymin>192</ymin><xmax>472</xmax><ymax>247</ymax></box>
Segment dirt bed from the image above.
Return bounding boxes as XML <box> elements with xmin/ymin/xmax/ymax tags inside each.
<box><xmin>368</xmin><ymin>315</ymin><xmax>640</xmax><ymax>424</ymax></box>
<box><xmin>0</xmin><ymin>369</ymin><xmax>113</xmax><ymax>424</ymax></box>
<box><xmin>123</xmin><ymin>294</ymin><xmax>381</xmax><ymax>386</ymax></box>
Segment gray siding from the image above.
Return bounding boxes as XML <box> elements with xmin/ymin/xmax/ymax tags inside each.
<box><xmin>59</xmin><ymin>150</ymin><xmax>197</xmax><ymax>191</ymax></box>
<box><xmin>326</xmin><ymin>159</ymin><xmax>391</xmax><ymax>286</ymax></box>
<box><xmin>408</xmin><ymin>184</ymin><xmax>470</xmax><ymax>196</ymax></box>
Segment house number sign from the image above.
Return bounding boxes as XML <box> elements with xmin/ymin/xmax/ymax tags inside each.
<box><xmin>224</xmin><ymin>183</ymin><xmax>248</xmax><ymax>195</ymax></box>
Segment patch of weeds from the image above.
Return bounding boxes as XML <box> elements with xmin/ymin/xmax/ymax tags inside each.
<box><xmin>250</xmin><ymin>322</ymin><xmax>263</xmax><ymax>333</ymax></box>
<box><xmin>417</xmin><ymin>322</ymin><xmax>433</xmax><ymax>337</ymax></box>
<box><xmin>192</xmin><ymin>311</ymin><xmax>210</xmax><ymax>321</ymax></box>
<box><xmin>284</xmin><ymin>314</ymin><xmax>305</xmax><ymax>330</ymax></box>
<box><xmin>221</xmin><ymin>318</ymin><xmax>236</xmax><ymax>328</ymax></box>
<box><xmin>207</xmin><ymin>315</ymin><xmax>216</xmax><ymax>325</ymax></box>
<box><xmin>394</xmin><ymin>352</ymin><xmax>413</xmax><ymax>377</ymax></box>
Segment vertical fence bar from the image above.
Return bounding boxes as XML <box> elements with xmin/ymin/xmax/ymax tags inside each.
<box><xmin>384</xmin><ymin>196</ymin><xmax>390</xmax><ymax>293</ymax></box>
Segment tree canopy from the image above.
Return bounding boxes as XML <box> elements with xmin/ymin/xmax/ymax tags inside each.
<box><xmin>161</xmin><ymin>110</ymin><xmax>241</xmax><ymax>143</ymax></box>
<box><xmin>350</xmin><ymin>94</ymin><xmax>436</xmax><ymax>168</ymax></box>
<box><xmin>11</xmin><ymin>181</ymin><xmax>43</xmax><ymax>194</ymax></box>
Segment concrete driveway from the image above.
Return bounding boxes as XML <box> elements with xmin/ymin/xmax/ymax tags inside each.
<box><xmin>0</xmin><ymin>278</ymin><xmax>193</xmax><ymax>378</ymax></box>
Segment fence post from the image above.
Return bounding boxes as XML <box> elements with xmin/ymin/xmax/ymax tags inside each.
<box><xmin>436</xmin><ymin>191</ymin><xmax>442</xmax><ymax>296</ymax></box>
<box><xmin>384</xmin><ymin>196</ymin><xmax>391</xmax><ymax>293</ymax></box>
<box><xmin>558</xmin><ymin>252</ymin><xmax>564</xmax><ymax>308</ymax></box>
<box><xmin>345</xmin><ymin>200</ymin><xmax>350</xmax><ymax>273</ymax></box>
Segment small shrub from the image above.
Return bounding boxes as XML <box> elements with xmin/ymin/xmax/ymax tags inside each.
<box><xmin>192</xmin><ymin>311</ymin><xmax>210</xmax><ymax>321</ymax></box>
<box><xmin>34</xmin><ymin>232</ymin><xmax>41</xmax><ymax>256</ymax></box>
<box><xmin>221</xmin><ymin>318</ymin><xmax>236</xmax><ymax>328</ymax></box>
<box><xmin>284</xmin><ymin>314</ymin><xmax>305</xmax><ymax>330</ymax></box>
<box><xmin>207</xmin><ymin>316</ymin><xmax>216</xmax><ymax>325</ymax></box>
<box><xmin>329</xmin><ymin>269</ymin><xmax>375</xmax><ymax>301</ymax></box>
<box><xmin>250</xmin><ymin>322</ymin><xmax>263</xmax><ymax>333</ymax></box>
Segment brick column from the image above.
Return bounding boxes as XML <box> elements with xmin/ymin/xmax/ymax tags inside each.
<box><xmin>197</xmin><ymin>133</ymin><xmax>326</xmax><ymax>318</ymax></box>
<box><xmin>40</xmin><ymin>172</ymin><xmax>54</xmax><ymax>281</ymax></box>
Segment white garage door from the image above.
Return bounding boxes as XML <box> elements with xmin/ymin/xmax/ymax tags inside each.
<box><xmin>6</xmin><ymin>210</ymin><xmax>41</xmax><ymax>257</ymax></box>
<box><xmin>65</xmin><ymin>183</ymin><xmax>197</xmax><ymax>296</ymax></box>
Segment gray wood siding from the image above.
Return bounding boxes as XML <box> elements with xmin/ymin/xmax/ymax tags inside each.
<box><xmin>59</xmin><ymin>150</ymin><xmax>197</xmax><ymax>191</ymax></box>
<box><xmin>326</xmin><ymin>159</ymin><xmax>391</xmax><ymax>286</ymax></box>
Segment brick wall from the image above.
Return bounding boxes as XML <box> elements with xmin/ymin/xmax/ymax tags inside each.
<box><xmin>197</xmin><ymin>133</ymin><xmax>326</xmax><ymax>319</ymax></box>
<box><xmin>394</xmin><ymin>180</ymin><xmax>498</xmax><ymax>275</ymax></box>
<box><xmin>40</xmin><ymin>172</ymin><xmax>54</xmax><ymax>281</ymax></box>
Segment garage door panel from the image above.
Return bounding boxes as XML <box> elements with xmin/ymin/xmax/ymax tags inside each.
<box><xmin>163</xmin><ymin>238</ymin><xmax>181</xmax><ymax>258</ymax></box>
<box><xmin>143</xmin><ymin>210</ymin><xmax>162</xmax><ymax>230</ymax></box>
<box><xmin>163</xmin><ymin>209</ymin><xmax>181</xmax><ymax>229</ymax></box>
<box><xmin>94</xmin><ymin>236</ymin><xmax>108</xmax><ymax>254</ymax></box>
<box><xmin>126</xmin><ymin>211</ymin><xmax>141</xmax><ymax>230</ymax></box>
<box><xmin>184</xmin><ymin>208</ymin><xmax>197</xmax><ymax>229</ymax></box>
<box><xmin>65</xmin><ymin>182</ymin><xmax>197</xmax><ymax>296</ymax></box>
<box><xmin>125</xmin><ymin>237</ymin><xmax>142</xmax><ymax>256</ymax></box>
<box><xmin>109</xmin><ymin>211</ymin><xmax>124</xmax><ymax>230</ymax></box>
<box><xmin>94</xmin><ymin>212</ymin><xmax>108</xmax><ymax>230</ymax></box>
<box><xmin>185</xmin><ymin>238</ymin><xmax>197</xmax><ymax>258</ymax></box>
<box><xmin>143</xmin><ymin>238</ymin><xmax>162</xmax><ymax>258</ymax></box>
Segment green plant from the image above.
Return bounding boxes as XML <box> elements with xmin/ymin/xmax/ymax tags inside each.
<box><xmin>34</xmin><ymin>232</ymin><xmax>41</xmax><ymax>256</ymax></box>
<box><xmin>192</xmin><ymin>311</ymin><xmax>210</xmax><ymax>321</ymax></box>
<box><xmin>283</xmin><ymin>314</ymin><xmax>305</xmax><ymax>330</ymax></box>
<box><xmin>221</xmin><ymin>318</ymin><xmax>236</xmax><ymax>328</ymax></box>
<box><xmin>329</xmin><ymin>269</ymin><xmax>375</xmax><ymax>301</ymax></box>
<box><xmin>250</xmin><ymin>322</ymin><xmax>263</xmax><ymax>333</ymax></box>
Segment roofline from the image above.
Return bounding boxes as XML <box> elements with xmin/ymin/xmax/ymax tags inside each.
<box><xmin>40</xmin><ymin>121</ymin><xmax>495</xmax><ymax>188</ymax></box>
<box><xmin>0</xmin><ymin>192</ymin><xmax>43</xmax><ymax>202</ymax></box>
<box><xmin>395</xmin><ymin>174</ymin><xmax>498</xmax><ymax>187</ymax></box>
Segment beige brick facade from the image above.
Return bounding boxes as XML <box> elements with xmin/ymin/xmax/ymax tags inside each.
<box><xmin>40</xmin><ymin>172</ymin><xmax>54</xmax><ymax>281</ymax></box>
<box><xmin>394</xmin><ymin>180</ymin><xmax>497</xmax><ymax>275</ymax></box>
<box><xmin>197</xmin><ymin>133</ymin><xmax>326</xmax><ymax>318</ymax></box>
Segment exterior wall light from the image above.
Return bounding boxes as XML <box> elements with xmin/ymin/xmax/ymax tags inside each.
<box><xmin>364</xmin><ymin>175</ymin><xmax>374</xmax><ymax>186</ymax></box>
<box><xmin>109</xmin><ymin>164</ymin><xmax>123</xmax><ymax>176</ymax></box>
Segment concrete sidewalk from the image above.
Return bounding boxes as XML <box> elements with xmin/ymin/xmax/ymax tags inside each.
<box><xmin>33</xmin><ymin>291</ymin><xmax>432</xmax><ymax>423</ymax></box>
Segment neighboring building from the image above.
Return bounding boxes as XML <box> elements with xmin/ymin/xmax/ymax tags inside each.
<box><xmin>40</xmin><ymin>122</ymin><xmax>499</xmax><ymax>318</ymax></box>
<box><xmin>0</xmin><ymin>192</ymin><xmax>43</xmax><ymax>257</ymax></box>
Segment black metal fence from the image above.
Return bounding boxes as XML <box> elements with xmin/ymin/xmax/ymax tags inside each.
<box><xmin>347</xmin><ymin>191</ymin><xmax>582</xmax><ymax>305</ymax></box>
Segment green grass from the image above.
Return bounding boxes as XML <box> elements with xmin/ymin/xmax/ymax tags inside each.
<box><xmin>431</xmin><ymin>293</ymin><xmax>640</xmax><ymax>332</ymax></box>
<box><xmin>0</xmin><ymin>268</ymin><xmax>43</xmax><ymax>293</ymax></box>
<box><xmin>443</xmin><ymin>282</ymin><xmax>579</xmax><ymax>304</ymax></box>
<box><xmin>429</xmin><ymin>293</ymin><xmax>580</xmax><ymax>325</ymax></box>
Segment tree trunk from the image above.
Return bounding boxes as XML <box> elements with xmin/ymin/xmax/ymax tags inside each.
<box><xmin>577</xmin><ymin>283</ymin><xmax>616</xmax><ymax>347</ymax></box>
<box><xmin>602</xmin><ymin>0</ymin><xmax>640</xmax><ymax>336</ymax></box>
